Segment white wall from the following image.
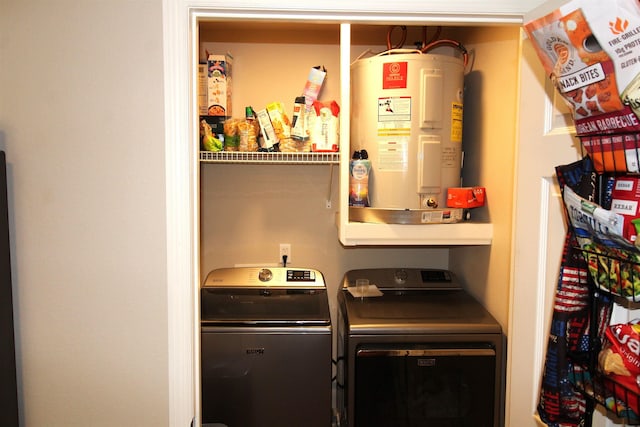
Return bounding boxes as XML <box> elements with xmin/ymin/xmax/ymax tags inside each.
<box><xmin>0</xmin><ymin>1</ymin><xmax>169</xmax><ymax>426</ymax></box>
<box><xmin>0</xmin><ymin>1</ymin><xmax>544</xmax><ymax>425</ymax></box>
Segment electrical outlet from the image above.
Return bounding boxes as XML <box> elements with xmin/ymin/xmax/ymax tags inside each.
<box><xmin>279</xmin><ymin>243</ymin><xmax>291</xmax><ymax>264</ymax></box>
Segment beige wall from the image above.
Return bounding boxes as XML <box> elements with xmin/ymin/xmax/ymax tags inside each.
<box><xmin>450</xmin><ymin>25</ymin><xmax>521</xmax><ymax>333</ymax></box>
<box><xmin>200</xmin><ymin>164</ymin><xmax>450</xmax><ymax>319</ymax></box>
<box><xmin>0</xmin><ymin>1</ymin><xmax>169</xmax><ymax>426</ymax></box>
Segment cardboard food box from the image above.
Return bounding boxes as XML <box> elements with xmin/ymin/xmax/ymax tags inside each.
<box><xmin>446</xmin><ymin>187</ymin><xmax>486</xmax><ymax>209</ymax></box>
<box><xmin>302</xmin><ymin>66</ymin><xmax>326</xmax><ymax>110</ymax></box>
<box><xmin>202</xmin><ymin>53</ymin><xmax>233</xmax><ymax>116</ymax></box>
<box><xmin>197</xmin><ymin>63</ymin><xmax>208</xmax><ymax>116</ymax></box>
<box><xmin>256</xmin><ymin>109</ymin><xmax>278</xmax><ymax>150</ymax></box>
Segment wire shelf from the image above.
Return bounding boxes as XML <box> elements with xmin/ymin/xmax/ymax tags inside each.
<box><xmin>570</xmin><ymin>244</ymin><xmax>640</xmax><ymax>424</ymax></box>
<box><xmin>581</xmin><ymin>246</ymin><xmax>640</xmax><ymax>303</ymax></box>
<box><xmin>570</xmin><ymin>360</ymin><xmax>640</xmax><ymax>424</ymax></box>
<box><xmin>199</xmin><ymin>151</ymin><xmax>340</xmax><ymax>165</ymax></box>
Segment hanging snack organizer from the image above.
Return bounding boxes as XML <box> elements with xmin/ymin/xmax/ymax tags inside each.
<box><xmin>524</xmin><ymin>0</ymin><xmax>640</xmax><ymax>425</ymax></box>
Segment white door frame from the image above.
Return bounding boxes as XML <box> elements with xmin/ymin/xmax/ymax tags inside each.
<box><xmin>163</xmin><ymin>1</ymin><xmax>198</xmax><ymax>425</ymax></box>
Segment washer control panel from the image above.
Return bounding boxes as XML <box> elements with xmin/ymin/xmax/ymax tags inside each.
<box><xmin>287</xmin><ymin>269</ymin><xmax>316</xmax><ymax>282</ymax></box>
<box><xmin>204</xmin><ymin>267</ymin><xmax>325</xmax><ymax>289</ymax></box>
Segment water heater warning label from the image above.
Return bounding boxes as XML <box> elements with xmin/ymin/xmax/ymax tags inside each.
<box><xmin>451</xmin><ymin>102</ymin><xmax>463</xmax><ymax>142</ymax></box>
<box><xmin>377</xmin><ymin>97</ymin><xmax>411</xmax><ymax>171</ymax></box>
<box><xmin>376</xmin><ymin>139</ymin><xmax>409</xmax><ymax>172</ymax></box>
<box><xmin>378</xmin><ymin>97</ymin><xmax>411</xmax><ymax>122</ymax></box>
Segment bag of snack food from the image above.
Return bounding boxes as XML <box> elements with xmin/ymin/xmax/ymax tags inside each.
<box><xmin>223</xmin><ymin>118</ymin><xmax>240</xmax><ymax>152</ymax></box>
<box><xmin>537</xmin><ymin>158</ymin><xmax>613</xmax><ymax>426</ymax></box>
<box><xmin>524</xmin><ymin>0</ymin><xmax>640</xmax><ymax>137</ymax></box>
<box><xmin>309</xmin><ymin>100</ymin><xmax>339</xmax><ymax>152</ymax></box>
<box><xmin>611</xmin><ymin>176</ymin><xmax>640</xmax><ymax>243</ymax></box>
<box><xmin>599</xmin><ymin>320</ymin><xmax>640</xmax><ymax>415</ymax></box>
<box><xmin>581</xmin><ymin>133</ymin><xmax>640</xmax><ymax>173</ymax></box>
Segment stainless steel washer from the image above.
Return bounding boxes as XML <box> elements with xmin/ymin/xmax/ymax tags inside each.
<box><xmin>336</xmin><ymin>268</ymin><xmax>504</xmax><ymax>427</ymax></box>
<box><xmin>200</xmin><ymin>267</ymin><xmax>332</xmax><ymax>427</ymax></box>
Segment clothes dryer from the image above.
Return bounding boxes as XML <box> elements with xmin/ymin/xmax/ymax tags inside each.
<box><xmin>336</xmin><ymin>268</ymin><xmax>504</xmax><ymax>427</ymax></box>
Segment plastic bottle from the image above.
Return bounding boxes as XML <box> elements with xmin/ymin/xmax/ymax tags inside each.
<box><xmin>238</xmin><ymin>106</ymin><xmax>258</xmax><ymax>151</ymax></box>
<box><xmin>291</xmin><ymin>96</ymin><xmax>308</xmax><ymax>141</ymax></box>
<box><xmin>349</xmin><ymin>149</ymin><xmax>371</xmax><ymax>207</ymax></box>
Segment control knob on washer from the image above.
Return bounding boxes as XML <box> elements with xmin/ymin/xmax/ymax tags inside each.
<box><xmin>394</xmin><ymin>269</ymin><xmax>408</xmax><ymax>285</ymax></box>
<box><xmin>258</xmin><ymin>268</ymin><xmax>273</xmax><ymax>282</ymax></box>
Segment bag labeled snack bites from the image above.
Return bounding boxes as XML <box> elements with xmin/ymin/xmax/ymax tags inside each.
<box><xmin>524</xmin><ymin>0</ymin><xmax>640</xmax><ymax>136</ymax></box>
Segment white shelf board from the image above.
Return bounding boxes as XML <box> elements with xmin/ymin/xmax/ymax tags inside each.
<box><xmin>338</xmin><ymin>221</ymin><xmax>493</xmax><ymax>246</ymax></box>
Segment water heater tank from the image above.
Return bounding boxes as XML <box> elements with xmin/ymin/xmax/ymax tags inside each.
<box><xmin>350</xmin><ymin>50</ymin><xmax>465</xmax><ymax>221</ymax></box>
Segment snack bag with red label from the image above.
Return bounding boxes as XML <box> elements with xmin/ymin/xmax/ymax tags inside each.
<box><xmin>611</xmin><ymin>176</ymin><xmax>640</xmax><ymax>243</ymax></box>
<box><xmin>599</xmin><ymin>320</ymin><xmax>640</xmax><ymax>414</ymax></box>
<box><xmin>524</xmin><ymin>0</ymin><xmax>640</xmax><ymax>137</ymax></box>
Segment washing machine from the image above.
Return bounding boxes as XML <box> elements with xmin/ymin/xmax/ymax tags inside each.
<box><xmin>336</xmin><ymin>268</ymin><xmax>504</xmax><ymax>427</ymax></box>
<box><xmin>200</xmin><ymin>267</ymin><xmax>332</xmax><ymax>427</ymax></box>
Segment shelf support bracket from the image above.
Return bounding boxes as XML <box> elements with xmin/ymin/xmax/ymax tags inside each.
<box><xmin>327</xmin><ymin>163</ymin><xmax>334</xmax><ymax>209</ymax></box>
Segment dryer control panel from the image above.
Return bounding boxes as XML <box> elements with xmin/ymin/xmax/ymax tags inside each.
<box><xmin>342</xmin><ymin>268</ymin><xmax>461</xmax><ymax>291</ymax></box>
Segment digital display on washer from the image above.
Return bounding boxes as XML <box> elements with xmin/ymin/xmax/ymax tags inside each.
<box><xmin>287</xmin><ymin>269</ymin><xmax>316</xmax><ymax>282</ymax></box>
<box><xmin>421</xmin><ymin>269</ymin><xmax>452</xmax><ymax>282</ymax></box>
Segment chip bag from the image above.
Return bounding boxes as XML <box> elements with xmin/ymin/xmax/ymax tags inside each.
<box><xmin>524</xmin><ymin>0</ymin><xmax>640</xmax><ymax>136</ymax></box>
<box><xmin>599</xmin><ymin>320</ymin><xmax>640</xmax><ymax>415</ymax></box>
<box><xmin>309</xmin><ymin>100</ymin><xmax>339</xmax><ymax>152</ymax></box>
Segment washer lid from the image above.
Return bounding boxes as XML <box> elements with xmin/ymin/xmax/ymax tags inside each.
<box><xmin>339</xmin><ymin>269</ymin><xmax>501</xmax><ymax>335</ymax></box>
<box><xmin>340</xmin><ymin>289</ymin><xmax>500</xmax><ymax>334</ymax></box>
<box><xmin>201</xmin><ymin>288</ymin><xmax>331</xmax><ymax>325</ymax></box>
<box><xmin>201</xmin><ymin>267</ymin><xmax>330</xmax><ymax>325</ymax></box>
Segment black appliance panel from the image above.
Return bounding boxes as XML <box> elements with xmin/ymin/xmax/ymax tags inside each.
<box><xmin>354</xmin><ymin>344</ymin><xmax>496</xmax><ymax>427</ymax></box>
<box><xmin>201</xmin><ymin>329</ymin><xmax>332</xmax><ymax>427</ymax></box>
<box><xmin>0</xmin><ymin>152</ymin><xmax>18</xmax><ymax>426</ymax></box>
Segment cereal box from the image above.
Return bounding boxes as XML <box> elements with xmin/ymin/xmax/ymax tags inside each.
<box><xmin>204</xmin><ymin>53</ymin><xmax>233</xmax><ymax>116</ymax></box>
<box><xmin>197</xmin><ymin>63</ymin><xmax>208</xmax><ymax>116</ymax></box>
